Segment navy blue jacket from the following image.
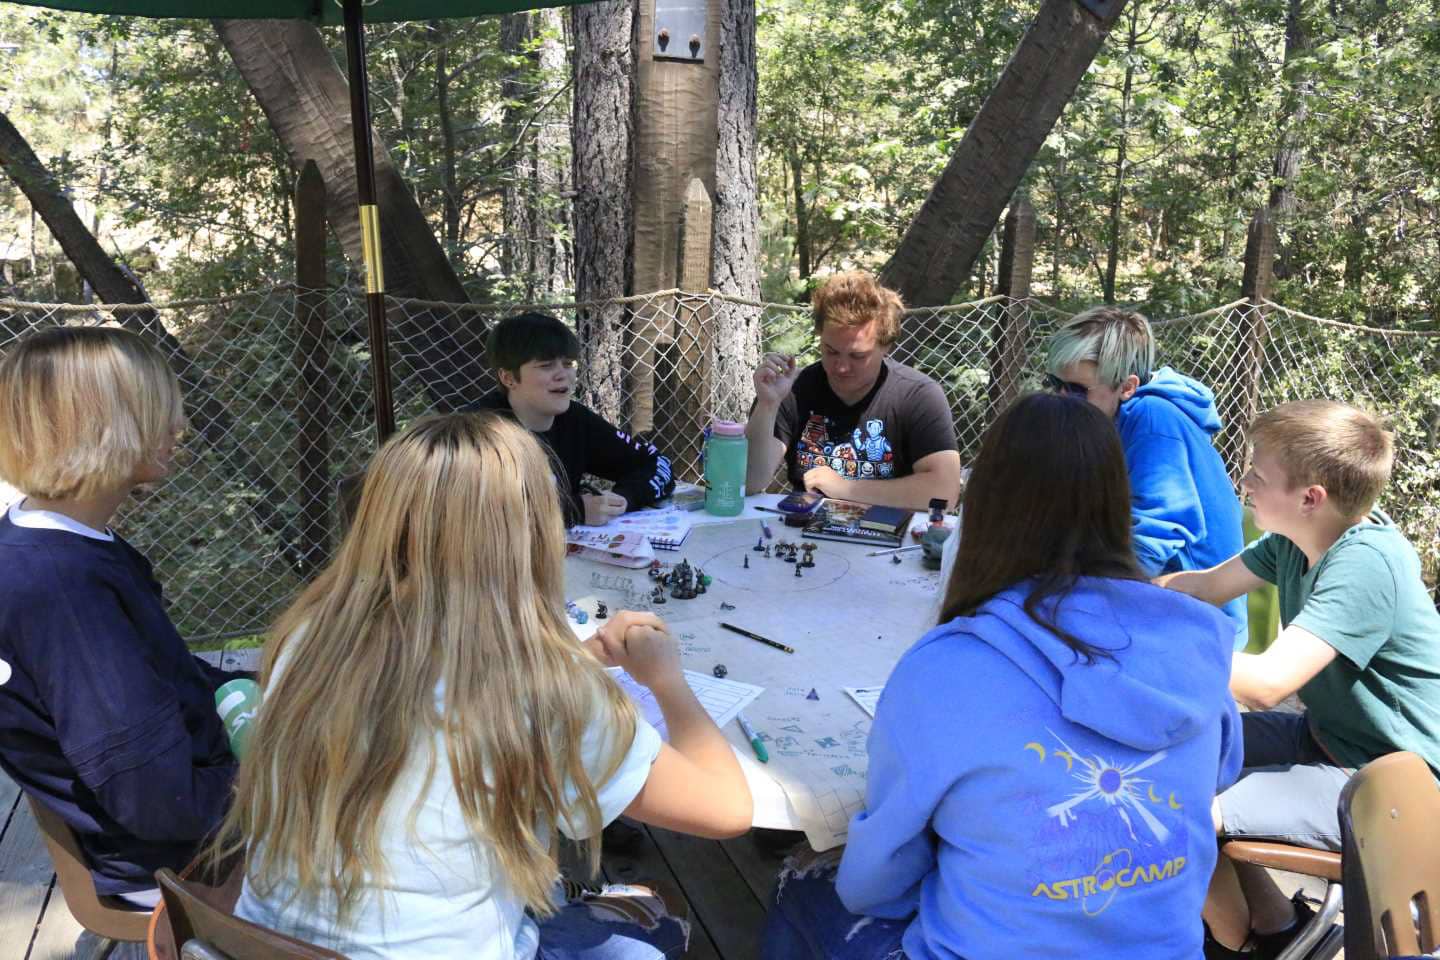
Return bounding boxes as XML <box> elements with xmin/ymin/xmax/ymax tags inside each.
<box><xmin>0</xmin><ymin>514</ymin><xmax>239</xmax><ymax>895</ymax></box>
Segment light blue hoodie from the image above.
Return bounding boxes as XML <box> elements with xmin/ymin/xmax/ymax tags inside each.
<box><xmin>836</xmin><ymin>578</ymin><xmax>1242</xmax><ymax>960</ymax></box>
<box><xmin>1117</xmin><ymin>367</ymin><xmax>1247</xmax><ymax>644</ymax></box>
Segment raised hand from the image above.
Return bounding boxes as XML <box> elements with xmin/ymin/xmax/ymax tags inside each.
<box><xmin>752</xmin><ymin>352</ymin><xmax>800</xmax><ymax>407</ymax></box>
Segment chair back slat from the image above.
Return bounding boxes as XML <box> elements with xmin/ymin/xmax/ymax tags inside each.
<box><xmin>26</xmin><ymin>794</ymin><xmax>150</xmax><ymax>941</ymax></box>
<box><xmin>1340</xmin><ymin>751</ymin><xmax>1440</xmax><ymax>959</ymax></box>
<box><xmin>156</xmin><ymin>868</ymin><xmax>345</xmax><ymax>959</ymax></box>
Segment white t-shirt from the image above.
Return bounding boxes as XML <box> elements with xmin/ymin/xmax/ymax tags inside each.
<box><xmin>234</xmin><ymin>665</ymin><xmax>662</xmax><ymax>960</ymax></box>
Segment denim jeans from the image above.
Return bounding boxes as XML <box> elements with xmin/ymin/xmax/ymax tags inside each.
<box><xmin>535</xmin><ymin>882</ymin><xmax>689</xmax><ymax>960</ymax></box>
<box><xmin>761</xmin><ymin>848</ymin><xmax>910</xmax><ymax>960</ymax></box>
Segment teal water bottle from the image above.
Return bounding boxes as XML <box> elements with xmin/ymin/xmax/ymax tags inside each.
<box><xmin>215</xmin><ymin>678</ymin><xmax>260</xmax><ymax>760</ymax></box>
<box><xmin>704</xmin><ymin>419</ymin><xmax>748</xmax><ymax>516</ymax></box>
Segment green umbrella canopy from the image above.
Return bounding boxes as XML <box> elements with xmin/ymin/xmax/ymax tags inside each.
<box><xmin>14</xmin><ymin>0</ymin><xmax>592</xmax><ymax>22</ymax></box>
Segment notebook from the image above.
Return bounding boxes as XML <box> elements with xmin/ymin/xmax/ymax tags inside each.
<box><xmin>801</xmin><ymin>499</ymin><xmax>914</xmax><ymax>548</ymax></box>
<box><xmin>568</xmin><ymin>507</ymin><xmax>695</xmax><ymax>552</ymax></box>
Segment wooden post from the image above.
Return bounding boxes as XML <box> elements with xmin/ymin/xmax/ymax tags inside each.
<box><xmin>987</xmin><ymin>196</ymin><xmax>1036</xmax><ymax>422</ymax></box>
<box><xmin>1225</xmin><ymin>206</ymin><xmax>1276</xmax><ymax>479</ymax></box>
<box><xmin>659</xmin><ymin>179</ymin><xmax>716</xmax><ymax>475</ymax></box>
<box><xmin>293</xmin><ymin>160</ymin><xmax>333</xmax><ymax>575</ymax></box>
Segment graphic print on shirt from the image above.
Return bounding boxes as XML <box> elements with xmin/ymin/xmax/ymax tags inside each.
<box><xmin>1023</xmin><ymin>729</ymin><xmax>1189</xmax><ymax>917</ymax></box>
<box><xmin>795</xmin><ymin>414</ymin><xmax>895</xmax><ymax>479</ymax></box>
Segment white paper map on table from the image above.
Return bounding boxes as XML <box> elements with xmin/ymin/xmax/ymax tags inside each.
<box><xmin>843</xmin><ymin>685</ymin><xmax>885</xmax><ymax>718</ymax></box>
<box><xmin>757</xmin><ymin>707</ymin><xmax>872</xmax><ymax>849</ymax></box>
<box><xmin>606</xmin><ymin>668</ymin><xmax>763</xmax><ymax>741</ymax></box>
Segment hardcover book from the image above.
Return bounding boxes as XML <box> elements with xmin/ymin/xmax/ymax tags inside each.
<box><xmin>801</xmin><ymin>499</ymin><xmax>913</xmax><ymax>548</ymax></box>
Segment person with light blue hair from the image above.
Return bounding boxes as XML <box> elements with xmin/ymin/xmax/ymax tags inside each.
<box><xmin>1045</xmin><ymin>306</ymin><xmax>1247</xmax><ymax>645</ymax></box>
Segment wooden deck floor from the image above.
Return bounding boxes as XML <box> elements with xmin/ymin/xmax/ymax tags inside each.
<box><xmin>0</xmin><ymin>762</ymin><xmax>786</xmax><ymax>960</ymax></box>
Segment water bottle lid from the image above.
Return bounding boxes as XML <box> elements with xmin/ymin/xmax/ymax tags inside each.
<box><xmin>710</xmin><ymin>419</ymin><xmax>745</xmax><ymax>437</ymax></box>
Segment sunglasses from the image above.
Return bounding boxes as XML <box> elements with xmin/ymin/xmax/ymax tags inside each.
<box><xmin>1042</xmin><ymin>373</ymin><xmax>1090</xmax><ymax>399</ymax></box>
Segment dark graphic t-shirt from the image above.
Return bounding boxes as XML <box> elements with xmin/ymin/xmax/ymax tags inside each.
<box><xmin>774</xmin><ymin>358</ymin><xmax>957</xmax><ymax>491</ymax></box>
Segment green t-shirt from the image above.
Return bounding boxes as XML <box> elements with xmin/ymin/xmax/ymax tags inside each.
<box><xmin>1241</xmin><ymin>510</ymin><xmax>1440</xmax><ymax>772</ymax></box>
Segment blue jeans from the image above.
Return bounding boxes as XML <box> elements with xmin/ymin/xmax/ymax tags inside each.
<box><xmin>762</xmin><ymin>848</ymin><xmax>910</xmax><ymax>960</ymax></box>
<box><xmin>536</xmin><ymin>882</ymin><xmax>689</xmax><ymax>960</ymax></box>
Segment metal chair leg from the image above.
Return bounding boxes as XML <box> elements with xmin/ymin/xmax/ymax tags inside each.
<box><xmin>1275</xmin><ymin>883</ymin><xmax>1344</xmax><ymax>960</ymax></box>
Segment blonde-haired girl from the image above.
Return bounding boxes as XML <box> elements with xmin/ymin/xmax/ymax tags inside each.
<box><xmin>0</xmin><ymin>326</ymin><xmax>244</xmax><ymax>908</ymax></box>
<box><xmin>225</xmin><ymin>413</ymin><xmax>751</xmax><ymax>959</ymax></box>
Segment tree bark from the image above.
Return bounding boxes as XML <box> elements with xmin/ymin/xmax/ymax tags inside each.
<box><xmin>710</xmin><ymin>0</ymin><xmax>762</xmax><ymax>418</ymax></box>
<box><xmin>432</xmin><ymin>21</ymin><xmax>461</xmax><ymax>252</ymax></box>
<box><xmin>1103</xmin><ymin>5</ymin><xmax>1140</xmax><ymax>304</ymax></box>
<box><xmin>534</xmin><ymin>8</ymin><xmax>574</xmax><ymax>300</ymax></box>
<box><xmin>501</xmin><ymin>12</ymin><xmax>537</xmax><ymax>284</ymax></box>
<box><xmin>502</xmin><ymin>10</ymin><xmax>573</xmax><ymax>301</ymax></box>
<box><xmin>879</xmin><ymin>0</ymin><xmax>1129</xmax><ymax>308</ymax></box>
<box><xmin>1267</xmin><ymin>0</ymin><xmax>1315</xmax><ymax>279</ymax></box>
<box><xmin>571</xmin><ymin>0</ymin><xmax>634</xmax><ymax>424</ymax></box>
<box><xmin>790</xmin><ymin>151</ymin><xmax>811</xmax><ymax>280</ymax></box>
<box><xmin>214</xmin><ymin>18</ymin><xmax>489</xmax><ymax>410</ymax></box>
<box><xmin>0</xmin><ymin>107</ymin><xmax>306</xmax><ymax>573</ymax></box>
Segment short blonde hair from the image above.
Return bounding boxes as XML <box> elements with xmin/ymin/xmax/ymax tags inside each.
<box><xmin>1249</xmin><ymin>400</ymin><xmax>1394</xmax><ymax>517</ymax></box>
<box><xmin>1046</xmin><ymin>306</ymin><xmax>1156</xmax><ymax>387</ymax></box>
<box><xmin>0</xmin><ymin>326</ymin><xmax>185</xmax><ymax>500</ymax></box>
<box><xmin>811</xmin><ymin>271</ymin><xmax>905</xmax><ymax>346</ymax></box>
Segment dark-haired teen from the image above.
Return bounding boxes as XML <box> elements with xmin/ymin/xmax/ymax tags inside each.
<box><xmin>468</xmin><ymin>312</ymin><xmax>674</xmax><ymax>527</ymax></box>
<box><xmin>763</xmin><ymin>393</ymin><xmax>1242</xmax><ymax>960</ymax></box>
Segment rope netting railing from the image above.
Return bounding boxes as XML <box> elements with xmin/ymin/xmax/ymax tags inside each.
<box><xmin>1</xmin><ymin>289</ymin><xmax>1434</xmax><ymax>641</ymax></box>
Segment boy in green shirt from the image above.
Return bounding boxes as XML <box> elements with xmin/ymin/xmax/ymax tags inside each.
<box><xmin>1159</xmin><ymin>399</ymin><xmax>1440</xmax><ymax>959</ymax></box>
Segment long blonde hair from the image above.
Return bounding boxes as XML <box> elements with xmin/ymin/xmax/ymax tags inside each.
<box><xmin>212</xmin><ymin>413</ymin><xmax>636</xmax><ymax>920</ymax></box>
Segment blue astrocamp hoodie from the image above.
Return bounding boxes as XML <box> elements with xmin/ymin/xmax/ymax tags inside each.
<box><xmin>836</xmin><ymin>578</ymin><xmax>1242</xmax><ymax>960</ymax></box>
<box><xmin>1116</xmin><ymin>367</ymin><xmax>1248</xmax><ymax>644</ymax></box>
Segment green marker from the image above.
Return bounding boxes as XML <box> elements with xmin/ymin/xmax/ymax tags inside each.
<box><xmin>737</xmin><ymin>712</ymin><xmax>768</xmax><ymax>764</ymax></box>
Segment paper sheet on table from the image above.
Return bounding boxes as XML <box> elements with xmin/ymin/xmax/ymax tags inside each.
<box><xmin>750</xmin><ymin>703</ymin><xmax>873</xmax><ymax>850</ymax></box>
<box><xmin>843</xmin><ymin>685</ymin><xmax>885</xmax><ymax>718</ymax></box>
<box><xmin>606</xmin><ymin>668</ymin><xmax>763</xmax><ymax>741</ymax></box>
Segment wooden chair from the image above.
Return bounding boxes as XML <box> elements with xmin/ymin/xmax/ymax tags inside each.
<box><xmin>26</xmin><ymin>793</ymin><xmax>151</xmax><ymax>943</ymax></box>
<box><xmin>1219</xmin><ymin>839</ymin><xmax>1344</xmax><ymax>960</ymax></box>
<box><xmin>152</xmin><ymin>867</ymin><xmax>345</xmax><ymax>960</ymax></box>
<box><xmin>1338</xmin><ymin>750</ymin><xmax>1440</xmax><ymax>960</ymax></box>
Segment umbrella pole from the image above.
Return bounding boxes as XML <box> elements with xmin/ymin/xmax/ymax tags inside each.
<box><xmin>342</xmin><ymin>0</ymin><xmax>397</xmax><ymax>444</ymax></box>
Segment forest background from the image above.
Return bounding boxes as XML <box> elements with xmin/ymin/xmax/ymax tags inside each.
<box><xmin>0</xmin><ymin>0</ymin><xmax>1436</xmax><ymax>638</ymax></box>
<box><xmin>3</xmin><ymin>0</ymin><xmax>1436</xmax><ymax>317</ymax></box>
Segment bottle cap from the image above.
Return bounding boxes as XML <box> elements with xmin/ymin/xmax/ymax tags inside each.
<box><xmin>710</xmin><ymin>419</ymin><xmax>745</xmax><ymax>437</ymax></box>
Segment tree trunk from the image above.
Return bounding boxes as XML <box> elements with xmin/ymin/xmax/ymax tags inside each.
<box><xmin>1103</xmin><ymin>5</ymin><xmax>1139</xmax><ymax>304</ymax></box>
<box><xmin>432</xmin><ymin>21</ymin><xmax>461</xmax><ymax>252</ymax></box>
<box><xmin>0</xmin><ymin>108</ymin><xmax>306</xmax><ymax>573</ymax></box>
<box><xmin>710</xmin><ymin>0</ymin><xmax>762</xmax><ymax>419</ymax></box>
<box><xmin>502</xmin><ymin>10</ymin><xmax>574</xmax><ymax>301</ymax></box>
<box><xmin>571</xmin><ymin>0</ymin><xmax>634</xmax><ymax>424</ymax></box>
<box><xmin>1050</xmin><ymin>149</ymin><xmax>1065</xmax><ymax>296</ymax></box>
<box><xmin>1267</xmin><ymin>0</ymin><xmax>1315</xmax><ymax>279</ymax></box>
<box><xmin>879</xmin><ymin>0</ymin><xmax>1129</xmax><ymax>308</ymax></box>
<box><xmin>501</xmin><ymin>12</ymin><xmax>537</xmax><ymax>284</ymax></box>
<box><xmin>535</xmin><ymin>9</ymin><xmax>574</xmax><ymax>300</ymax></box>
<box><xmin>214</xmin><ymin>18</ymin><xmax>489</xmax><ymax>410</ymax></box>
<box><xmin>790</xmin><ymin>151</ymin><xmax>811</xmax><ymax>280</ymax></box>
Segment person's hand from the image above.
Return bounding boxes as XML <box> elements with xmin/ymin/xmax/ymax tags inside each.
<box><xmin>582</xmin><ymin>491</ymin><xmax>628</xmax><ymax>526</ymax></box>
<box><xmin>752</xmin><ymin>352</ymin><xmax>800</xmax><ymax>407</ymax></box>
<box><xmin>802</xmin><ymin>464</ymin><xmax>848</xmax><ymax>498</ymax></box>
<box><xmin>585</xmin><ymin>610</ymin><xmax>684</xmax><ymax>693</ymax></box>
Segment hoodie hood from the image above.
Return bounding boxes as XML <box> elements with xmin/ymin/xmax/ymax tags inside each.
<box><xmin>1126</xmin><ymin>366</ymin><xmax>1221</xmax><ymax>435</ymax></box>
<box><xmin>926</xmin><ymin>578</ymin><xmax>1233</xmax><ymax>753</ymax></box>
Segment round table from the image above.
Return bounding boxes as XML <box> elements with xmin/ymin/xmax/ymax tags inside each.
<box><xmin>565</xmin><ymin>494</ymin><xmax>945</xmax><ymax>849</ymax></box>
